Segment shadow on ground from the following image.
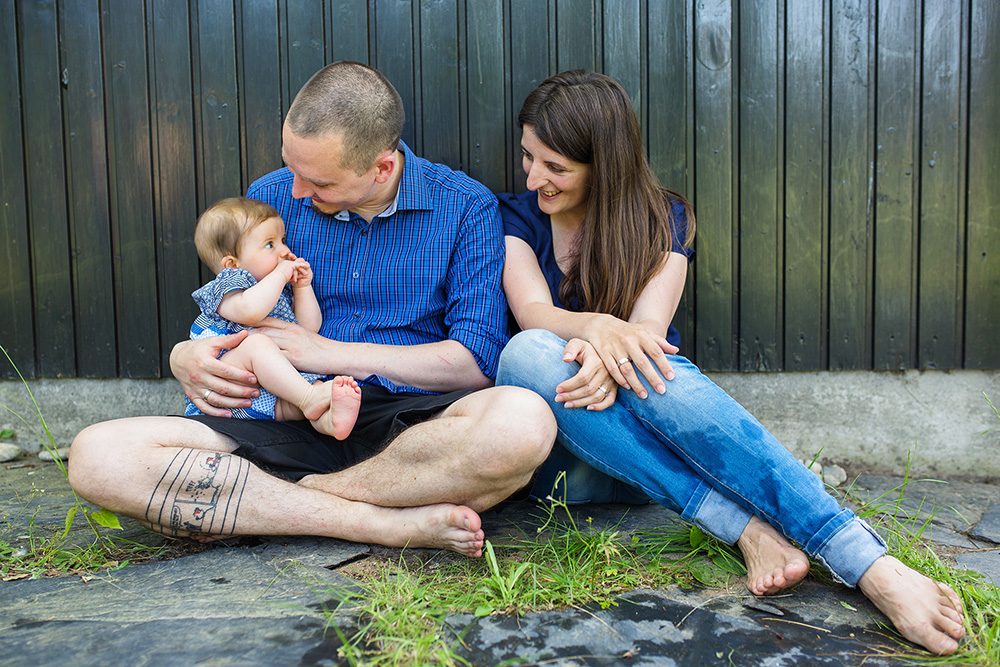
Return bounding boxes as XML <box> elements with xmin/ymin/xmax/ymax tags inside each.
<box><xmin>2</xmin><ymin>456</ymin><xmax>998</xmax><ymax>666</ymax></box>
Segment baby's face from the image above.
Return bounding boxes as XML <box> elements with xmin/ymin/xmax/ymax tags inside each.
<box><xmin>235</xmin><ymin>216</ymin><xmax>290</xmax><ymax>281</ymax></box>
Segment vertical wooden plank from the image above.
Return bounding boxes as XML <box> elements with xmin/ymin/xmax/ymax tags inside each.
<box><xmin>284</xmin><ymin>0</ymin><xmax>326</xmax><ymax>116</ymax></box>
<box><xmin>418</xmin><ymin>0</ymin><xmax>461</xmax><ymax>168</ymax></box>
<box><xmin>465</xmin><ymin>0</ymin><xmax>507</xmax><ymax>192</ymax></box>
<box><xmin>739</xmin><ymin>0</ymin><xmax>782</xmax><ymax>371</ymax></box>
<box><xmin>872</xmin><ymin>0</ymin><xmax>918</xmax><ymax>369</ymax></box>
<box><xmin>828</xmin><ymin>0</ymin><xmax>873</xmax><ymax>369</ymax></box>
<box><xmin>917</xmin><ymin>0</ymin><xmax>964</xmax><ymax>369</ymax></box>
<box><xmin>555</xmin><ymin>0</ymin><xmax>598</xmax><ymax>72</ymax></box>
<box><xmin>693</xmin><ymin>0</ymin><xmax>736</xmax><ymax>370</ymax></box>
<box><xmin>104</xmin><ymin>0</ymin><xmax>159</xmax><ymax>377</ymax></box>
<box><xmin>150</xmin><ymin>0</ymin><xmax>199</xmax><ymax>372</ymax></box>
<box><xmin>239</xmin><ymin>0</ymin><xmax>282</xmax><ymax>185</ymax></box>
<box><xmin>20</xmin><ymin>0</ymin><xmax>75</xmax><ymax>377</ymax></box>
<box><xmin>329</xmin><ymin>0</ymin><xmax>371</xmax><ymax>64</ymax></box>
<box><xmin>648</xmin><ymin>0</ymin><xmax>694</xmax><ymax>350</ymax></box>
<box><xmin>965</xmin><ymin>0</ymin><xmax>1000</xmax><ymax>368</ymax></box>
<box><xmin>603</xmin><ymin>0</ymin><xmax>642</xmax><ymax>120</ymax></box>
<box><xmin>374</xmin><ymin>0</ymin><xmax>417</xmax><ymax>150</ymax></box>
<box><xmin>508</xmin><ymin>0</ymin><xmax>552</xmax><ymax>193</ymax></box>
<box><xmin>61</xmin><ymin>0</ymin><xmax>115</xmax><ymax>378</ymax></box>
<box><xmin>0</xmin><ymin>0</ymin><xmax>34</xmax><ymax>378</ymax></box>
<box><xmin>194</xmin><ymin>3</ymin><xmax>240</xmax><ymax>210</ymax></box>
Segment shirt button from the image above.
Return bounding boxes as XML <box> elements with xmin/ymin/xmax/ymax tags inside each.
<box><xmin>352</xmin><ymin>271</ymin><xmax>359</xmax><ymax>278</ymax></box>
<box><xmin>353</xmin><ymin>312</ymin><xmax>360</xmax><ymax>318</ymax></box>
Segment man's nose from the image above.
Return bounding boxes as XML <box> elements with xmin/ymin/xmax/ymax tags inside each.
<box><xmin>290</xmin><ymin>174</ymin><xmax>312</xmax><ymax>200</ymax></box>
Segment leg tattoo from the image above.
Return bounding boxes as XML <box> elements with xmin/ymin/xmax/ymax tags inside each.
<box><xmin>145</xmin><ymin>450</ymin><xmax>249</xmax><ymax>537</ymax></box>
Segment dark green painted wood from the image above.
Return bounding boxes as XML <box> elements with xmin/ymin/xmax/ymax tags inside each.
<box><xmin>556</xmin><ymin>0</ymin><xmax>597</xmax><ymax>72</ymax></box>
<box><xmin>465</xmin><ymin>0</ymin><xmax>507</xmax><ymax>192</ymax></box>
<box><xmin>602</xmin><ymin>0</ymin><xmax>642</xmax><ymax>129</ymax></box>
<box><xmin>329</xmin><ymin>0</ymin><xmax>371</xmax><ymax>64</ymax></box>
<box><xmin>61</xmin><ymin>0</ymin><xmax>115</xmax><ymax>377</ymax></box>
<box><xmin>239</xmin><ymin>0</ymin><xmax>283</xmax><ymax>184</ymax></box>
<box><xmin>965</xmin><ymin>0</ymin><xmax>1000</xmax><ymax>369</ymax></box>
<box><xmin>20</xmin><ymin>0</ymin><xmax>75</xmax><ymax>377</ymax></box>
<box><xmin>693</xmin><ymin>0</ymin><xmax>736</xmax><ymax>370</ymax></box>
<box><xmin>917</xmin><ymin>0</ymin><xmax>964</xmax><ymax>369</ymax></box>
<box><xmin>150</xmin><ymin>0</ymin><xmax>199</xmax><ymax>372</ymax></box>
<box><xmin>0</xmin><ymin>0</ymin><xmax>34</xmax><ymax>379</ymax></box>
<box><xmin>647</xmin><ymin>0</ymin><xmax>694</xmax><ymax>349</ymax></box>
<box><xmin>783</xmin><ymin>0</ymin><xmax>827</xmax><ymax>371</ymax></box>
<box><xmin>419</xmin><ymin>0</ymin><xmax>461</xmax><ymax>169</ymax></box>
<box><xmin>104</xmin><ymin>0</ymin><xmax>160</xmax><ymax>377</ymax></box>
<box><xmin>739</xmin><ymin>0</ymin><xmax>782</xmax><ymax>371</ymax></box>
<box><xmin>194</xmin><ymin>1</ymin><xmax>241</xmax><ymax>212</ymax></box>
<box><xmin>873</xmin><ymin>0</ymin><xmax>918</xmax><ymax>370</ymax></box>
<box><xmin>374</xmin><ymin>0</ymin><xmax>417</xmax><ymax>150</ymax></box>
<box><xmin>283</xmin><ymin>0</ymin><xmax>326</xmax><ymax>113</ymax></box>
<box><xmin>828</xmin><ymin>0</ymin><xmax>873</xmax><ymax>369</ymax></box>
<box><xmin>507</xmin><ymin>0</ymin><xmax>551</xmax><ymax>193</ymax></box>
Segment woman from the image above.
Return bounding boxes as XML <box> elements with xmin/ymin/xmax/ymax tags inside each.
<box><xmin>496</xmin><ymin>70</ymin><xmax>964</xmax><ymax>655</ymax></box>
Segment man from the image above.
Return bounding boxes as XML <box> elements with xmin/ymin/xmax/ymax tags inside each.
<box><xmin>68</xmin><ymin>62</ymin><xmax>556</xmax><ymax>557</ymax></box>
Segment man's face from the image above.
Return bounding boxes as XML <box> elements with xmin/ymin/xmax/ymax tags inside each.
<box><xmin>281</xmin><ymin>123</ymin><xmax>379</xmax><ymax>215</ymax></box>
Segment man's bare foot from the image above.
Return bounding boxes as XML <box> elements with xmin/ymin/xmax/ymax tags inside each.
<box><xmin>387</xmin><ymin>503</ymin><xmax>485</xmax><ymax>558</ymax></box>
<box><xmin>310</xmin><ymin>376</ymin><xmax>362</xmax><ymax>440</ymax></box>
<box><xmin>737</xmin><ymin>515</ymin><xmax>810</xmax><ymax>595</ymax></box>
<box><xmin>858</xmin><ymin>555</ymin><xmax>965</xmax><ymax>655</ymax></box>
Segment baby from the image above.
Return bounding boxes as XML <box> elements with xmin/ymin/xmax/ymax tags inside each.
<box><xmin>184</xmin><ymin>197</ymin><xmax>361</xmax><ymax>439</ymax></box>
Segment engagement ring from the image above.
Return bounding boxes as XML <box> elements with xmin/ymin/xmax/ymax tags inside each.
<box><xmin>598</xmin><ymin>385</ymin><xmax>608</xmax><ymax>395</ymax></box>
<box><xmin>617</xmin><ymin>357</ymin><xmax>630</xmax><ymax>366</ymax></box>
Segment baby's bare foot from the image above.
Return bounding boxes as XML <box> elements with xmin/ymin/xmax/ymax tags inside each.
<box><xmin>738</xmin><ymin>515</ymin><xmax>810</xmax><ymax>595</ymax></box>
<box><xmin>311</xmin><ymin>376</ymin><xmax>362</xmax><ymax>440</ymax></box>
<box><xmin>390</xmin><ymin>504</ymin><xmax>485</xmax><ymax>557</ymax></box>
<box><xmin>299</xmin><ymin>381</ymin><xmax>331</xmax><ymax>421</ymax></box>
<box><xmin>858</xmin><ymin>555</ymin><xmax>965</xmax><ymax>655</ymax></box>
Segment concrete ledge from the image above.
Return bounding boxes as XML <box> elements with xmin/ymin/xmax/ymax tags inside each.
<box><xmin>2</xmin><ymin>369</ymin><xmax>998</xmax><ymax>478</ymax></box>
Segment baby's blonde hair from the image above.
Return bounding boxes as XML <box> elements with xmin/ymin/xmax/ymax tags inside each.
<box><xmin>194</xmin><ymin>197</ymin><xmax>281</xmax><ymax>273</ymax></box>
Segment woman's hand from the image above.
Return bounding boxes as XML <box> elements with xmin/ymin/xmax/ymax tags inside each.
<box><xmin>583</xmin><ymin>314</ymin><xmax>679</xmax><ymax>398</ymax></box>
<box><xmin>554</xmin><ymin>338</ymin><xmax>618</xmax><ymax>411</ymax></box>
<box><xmin>170</xmin><ymin>332</ymin><xmax>259</xmax><ymax>417</ymax></box>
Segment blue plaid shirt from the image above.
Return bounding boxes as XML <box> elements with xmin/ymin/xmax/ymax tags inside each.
<box><xmin>246</xmin><ymin>141</ymin><xmax>508</xmax><ymax>394</ymax></box>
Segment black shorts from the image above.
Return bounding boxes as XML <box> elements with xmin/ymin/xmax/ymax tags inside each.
<box><xmin>184</xmin><ymin>385</ymin><xmax>472</xmax><ymax>481</ymax></box>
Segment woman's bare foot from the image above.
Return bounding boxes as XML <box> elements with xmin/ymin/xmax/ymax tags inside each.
<box><xmin>309</xmin><ymin>376</ymin><xmax>362</xmax><ymax>440</ymax></box>
<box><xmin>737</xmin><ymin>515</ymin><xmax>810</xmax><ymax>595</ymax></box>
<box><xmin>858</xmin><ymin>555</ymin><xmax>965</xmax><ymax>655</ymax></box>
<box><xmin>386</xmin><ymin>503</ymin><xmax>485</xmax><ymax>558</ymax></box>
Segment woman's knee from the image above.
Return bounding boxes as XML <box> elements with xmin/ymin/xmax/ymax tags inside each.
<box><xmin>68</xmin><ymin>420</ymin><xmax>122</xmax><ymax>498</ymax></box>
<box><xmin>497</xmin><ymin>329</ymin><xmax>571</xmax><ymax>390</ymax></box>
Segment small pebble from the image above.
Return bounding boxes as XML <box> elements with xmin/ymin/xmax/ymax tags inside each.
<box><xmin>38</xmin><ymin>446</ymin><xmax>71</xmax><ymax>462</ymax></box>
<box><xmin>822</xmin><ymin>464</ymin><xmax>848</xmax><ymax>487</ymax></box>
<box><xmin>800</xmin><ymin>458</ymin><xmax>823</xmax><ymax>476</ymax></box>
<box><xmin>0</xmin><ymin>442</ymin><xmax>22</xmax><ymax>463</ymax></box>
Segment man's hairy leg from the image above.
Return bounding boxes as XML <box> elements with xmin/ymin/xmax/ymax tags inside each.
<box><xmin>68</xmin><ymin>416</ymin><xmax>485</xmax><ymax>556</ymax></box>
<box><xmin>299</xmin><ymin>386</ymin><xmax>556</xmax><ymax>512</ymax></box>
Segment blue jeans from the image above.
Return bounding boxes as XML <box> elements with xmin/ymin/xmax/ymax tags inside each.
<box><xmin>496</xmin><ymin>329</ymin><xmax>887</xmax><ymax>586</ymax></box>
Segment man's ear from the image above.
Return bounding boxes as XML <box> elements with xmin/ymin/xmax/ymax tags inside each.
<box><xmin>221</xmin><ymin>255</ymin><xmax>240</xmax><ymax>270</ymax></box>
<box><xmin>372</xmin><ymin>149</ymin><xmax>398</xmax><ymax>184</ymax></box>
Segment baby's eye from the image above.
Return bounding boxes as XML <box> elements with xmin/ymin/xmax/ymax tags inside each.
<box><xmin>264</xmin><ymin>241</ymin><xmax>274</xmax><ymax>249</ymax></box>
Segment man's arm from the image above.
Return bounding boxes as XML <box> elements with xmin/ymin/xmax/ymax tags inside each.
<box><xmin>259</xmin><ymin>322</ymin><xmax>490</xmax><ymax>391</ymax></box>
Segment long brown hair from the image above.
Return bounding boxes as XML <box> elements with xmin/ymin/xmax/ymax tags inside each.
<box><xmin>518</xmin><ymin>70</ymin><xmax>695</xmax><ymax>320</ymax></box>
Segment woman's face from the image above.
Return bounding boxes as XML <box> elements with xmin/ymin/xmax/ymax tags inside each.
<box><xmin>521</xmin><ymin>125</ymin><xmax>591</xmax><ymax>224</ymax></box>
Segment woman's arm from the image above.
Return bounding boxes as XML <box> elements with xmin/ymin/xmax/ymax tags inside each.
<box><xmin>504</xmin><ymin>236</ymin><xmax>686</xmax><ymax>397</ymax></box>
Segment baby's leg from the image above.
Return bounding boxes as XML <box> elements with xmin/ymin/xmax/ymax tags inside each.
<box><xmin>309</xmin><ymin>376</ymin><xmax>362</xmax><ymax>440</ymax></box>
<box><xmin>220</xmin><ymin>334</ymin><xmax>328</xmax><ymax>420</ymax></box>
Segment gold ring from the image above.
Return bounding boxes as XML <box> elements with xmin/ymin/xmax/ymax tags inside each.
<box><xmin>202</xmin><ymin>389</ymin><xmax>213</xmax><ymax>401</ymax></box>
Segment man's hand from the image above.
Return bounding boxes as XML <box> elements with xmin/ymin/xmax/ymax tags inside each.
<box><xmin>170</xmin><ymin>332</ymin><xmax>259</xmax><ymax>417</ymax></box>
<box><xmin>257</xmin><ymin>318</ymin><xmax>329</xmax><ymax>372</ymax></box>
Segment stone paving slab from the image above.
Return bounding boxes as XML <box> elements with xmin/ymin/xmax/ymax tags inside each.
<box><xmin>3</xmin><ymin>459</ymin><xmax>998</xmax><ymax>666</ymax></box>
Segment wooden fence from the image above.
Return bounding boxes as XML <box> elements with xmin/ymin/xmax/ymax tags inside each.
<box><xmin>1</xmin><ymin>0</ymin><xmax>997</xmax><ymax>379</ymax></box>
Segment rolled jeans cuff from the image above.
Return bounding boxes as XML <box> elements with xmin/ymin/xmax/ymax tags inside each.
<box><xmin>684</xmin><ymin>482</ymin><xmax>753</xmax><ymax>546</ymax></box>
<box><xmin>807</xmin><ymin>513</ymin><xmax>888</xmax><ymax>587</ymax></box>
